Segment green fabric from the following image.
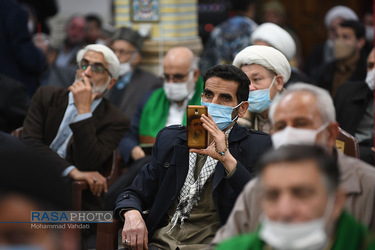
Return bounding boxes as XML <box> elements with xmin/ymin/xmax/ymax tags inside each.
<box><xmin>139</xmin><ymin>76</ymin><xmax>204</xmax><ymax>138</ymax></box>
<box><xmin>216</xmin><ymin>211</ymin><xmax>375</xmax><ymax>250</ymax></box>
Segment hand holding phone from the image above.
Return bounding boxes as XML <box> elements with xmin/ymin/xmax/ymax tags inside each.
<box><xmin>187</xmin><ymin>105</ymin><xmax>208</xmax><ymax>149</ymax></box>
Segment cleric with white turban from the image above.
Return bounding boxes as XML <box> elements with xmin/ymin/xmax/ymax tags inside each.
<box><xmin>232</xmin><ymin>45</ymin><xmax>291</xmax><ymax>133</ymax></box>
<box><xmin>233</xmin><ymin>45</ymin><xmax>291</xmax><ymax>82</ymax></box>
<box><xmin>250</xmin><ymin>22</ymin><xmax>296</xmax><ymax>61</ymax></box>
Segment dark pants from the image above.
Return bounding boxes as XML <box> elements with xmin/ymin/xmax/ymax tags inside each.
<box><xmin>104</xmin><ymin>155</ymin><xmax>152</xmax><ymax>210</ymax></box>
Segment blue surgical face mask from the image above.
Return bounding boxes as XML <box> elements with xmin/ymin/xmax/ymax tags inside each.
<box><xmin>248</xmin><ymin>76</ymin><xmax>276</xmax><ymax>113</ymax></box>
<box><xmin>201</xmin><ymin>101</ymin><xmax>243</xmax><ymax>130</ymax></box>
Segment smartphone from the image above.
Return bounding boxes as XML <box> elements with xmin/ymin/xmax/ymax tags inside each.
<box><xmin>187</xmin><ymin>105</ymin><xmax>208</xmax><ymax>149</ymax></box>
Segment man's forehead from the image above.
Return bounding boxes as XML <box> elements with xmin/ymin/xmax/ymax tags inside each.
<box><xmin>337</xmin><ymin>26</ymin><xmax>355</xmax><ymax>36</ymax></box>
<box><xmin>83</xmin><ymin>50</ymin><xmax>106</xmax><ymax>63</ymax></box>
<box><xmin>261</xmin><ymin>160</ymin><xmax>322</xmax><ymax>187</ymax></box>
<box><xmin>275</xmin><ymin>92</ymin><xmax>321</xmax><ymax>119</ymax></box>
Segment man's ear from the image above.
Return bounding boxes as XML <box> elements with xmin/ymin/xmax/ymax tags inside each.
<box><xmin>275</xmin><ymin>75</ymin><xmax>284</xmax><ymax>92</ymax></box>
<box><xmin>131</xmin><ymin>52</ymin><xmax>142</xmax><ymax>67</ymax></box>
<box><xmin>237</xmin><ymin>101</ymin><xmax>249</xmax><ymax>118</ymax></box>
<box><xmin>107</xmin><ymin>78</ymin><xmax>117</xmax><ymax>90</ymax></box>
<box><xmin>357</xmin><ymin>37</ymin><xmax>366</xmax><ymax>50</ymax></box>
<box><xmin>326</xmin><ymin>122</ymin><xmax>339</xmax><ymax>149</ymax></box>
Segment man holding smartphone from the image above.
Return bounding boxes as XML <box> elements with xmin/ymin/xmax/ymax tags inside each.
<box><xmin>115</xmin><ymin>64</ymin><xmax>272</xmax><ymax>249</ymax></box>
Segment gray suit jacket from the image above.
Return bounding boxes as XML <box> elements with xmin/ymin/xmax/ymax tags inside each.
<box><xmin>105</xmin><ymin>67</ymin><xmax>162</xmax><ymax>119</ymax></box>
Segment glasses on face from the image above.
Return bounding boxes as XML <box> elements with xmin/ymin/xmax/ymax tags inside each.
<box><xmin>163</xmin><ymin>69</ymin><xmax>192</xmax><ymax>83</ymax></box>
<box><xmin>77</xmin><ymin>61</ymin><xmax>112</xmax><ymax>77</ymax></box>
<box><xmin>111</xmin><ymin>48</ymin><xmax>136</xmax><ymax>57</ymax></box>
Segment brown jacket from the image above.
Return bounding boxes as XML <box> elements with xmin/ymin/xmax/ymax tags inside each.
<box><xmin>22</xmin><ymin>86</ymin><xmax>130</xmax><ymax>173</ymax></box>
<box><xmin>211</xmin><ymin>149</ymin><xmax>375</xmax><ymax>245</ymax></box>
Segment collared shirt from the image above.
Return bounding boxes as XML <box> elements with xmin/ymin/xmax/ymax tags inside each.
<box><xmin>165</xmin><ymin>91</ymin><xmax>195</xmax><ymax>127</ymax></box>
<box><xmin>50</xmin><ymin>92</ymin><xmax>102</xmax><ymax>175</ymax></box>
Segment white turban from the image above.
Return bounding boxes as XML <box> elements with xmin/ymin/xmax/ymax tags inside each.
<box><xmin>250</xmin><ymin>22</ymin><xmax>296</xmax><ymax>60</ymax></box>
<box><xmin>233</xmin><ymin>45</ymin><xmax>291</xmax><ymax>82</ymax></box>
<box><xmin>324</xmin><ymin>5</ymin><xmax>358</xmax><ymax>28</ymax></box>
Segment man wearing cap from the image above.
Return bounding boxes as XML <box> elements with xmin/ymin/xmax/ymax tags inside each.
<box><xmin>105</xmin><ymin>27</ymin><xmax>162</xmax><ymax>120</ymax></box>
<box><xmin>232</xmin><ymin>45</ymin><xmax>291</xmax><ymax>133</ymax></box>
<box><xmin>304</xmin><ymin>5</ymin><xmax>359</xmax><ymax>77</ymax></box>
<box><xmin>22</xmin><ymin>44</ymin><xmax>129</xmax><ymax>199</ymax></box>
<box><xmin>250</xmin><ymin>22</ymin><xmax>309</xmax><ymax>87</ymax></box>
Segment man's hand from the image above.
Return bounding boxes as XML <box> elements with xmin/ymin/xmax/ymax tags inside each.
<box><xmin>131</xmin><ymin>146</ymin><xmax>146</xmax><ymax>161</ymax></box>
<box><xmin>68</xmin><ymin>74</ymin><xmax>97</xmax><ymax>114</ymax></box>
<box><xmin>68</xmin><ymin>168</ymin><xmax>107</xmax><ymax>197</ymax></box>
<box><xmin>190</xmin><ymin>114</ymin><xmax>237</xmax><ymax>173</ymax></box>
<box><xmin>122</xmin><ymin>210</ymin><xmax>148</xmax><ymax>250</ymax></box>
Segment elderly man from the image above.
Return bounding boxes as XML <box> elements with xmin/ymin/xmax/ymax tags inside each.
<box><xmin>216</xmin><ymin>145</ymin><xmax>375</xmax><ymax>250</ymax></box>
<box><xmin>250</xmin><ymin>22</ymin><xmax>309</xmax><ymax>86</ymax></box>
<box><xmin>22</xmin><ymin>44</ymin><xmax>130</xmax><ymax>198</ymax></box>
<box><xmin>232</xmin><ymin>45</ymin><xmax>291</xmax><ymax>132</ymax></box>
<box><xmin>119</xmin><ymin>47</ymin><xmax>203</xmax><ymax>166</ymax></box>
<box><xmin>105</xmin><ymin>27</ymin><xmax>162</xmax><ymax>119</ymax></box>
<box><xmin>115</xmin><ymin>64</ymin><xmax>272</xmax><ymax>249</ymax></box>
<box><xmin>211</xmin><ymin>83</ymin><xmax>375</xmax><ymax>246</ymax></box>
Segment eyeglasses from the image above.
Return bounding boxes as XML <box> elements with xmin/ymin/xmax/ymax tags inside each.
<box><xmin>77</xmin><ymin>61</ymin><xmax>112</xmax><ymax>77</ymax></box>
<box><xmin>111</xmin><ymin>48</ymin><xmax>136</xmax><ymax>57</ymax></box>
<box><xmin>163</xmin><ymin>69</ymin><xmax>192</xmax><ymax>83</ymax></box>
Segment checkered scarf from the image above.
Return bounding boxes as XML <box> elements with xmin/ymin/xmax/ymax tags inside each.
<box><xmin>168</xmin><ymin>129</ymin><xmax>232</xmax><ymax>232</ymax></box>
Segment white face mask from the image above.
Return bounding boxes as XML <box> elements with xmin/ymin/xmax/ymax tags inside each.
<box><xmin>260</xmin><ymin>216</ymin><xmax>327</xmax><ymax>250</ymax></box>
<box><xmin>365</xmin><ymin>68</ymin><xmax>375</xmax><ymax>91</ymax></box>
<box><xmin>118</xmin><ymin>62</ymin><xmax>132</xmax><ymax>76</ymax></box>
<box><xmin>260</xmin><ymin>194</ymin><xmax>336</xmax><ymax>250</ymax></box>
<box><xmin>272</xmin><ymin>123</ymin><xmax>329</xmax><ymax>149</ymax></box>
<box><xmin>163</xmin><ymin>72</ymin><xmax>195</xmax><ymax>102</ymax></box>
<box><xmin>118</xmin><ymin>52</ymin><xmax>137</xmax><ymax>77</ymax></box>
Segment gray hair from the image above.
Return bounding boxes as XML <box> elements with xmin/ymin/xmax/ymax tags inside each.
<box><xmin>269</xmin><ymin>83</ymin><xmax>336</xmax><ymax>124</ymax></box>
<box><xmin>76</xmin><ymin>44</ymin><xmax>120</xmax><ymax>79</ymax></box>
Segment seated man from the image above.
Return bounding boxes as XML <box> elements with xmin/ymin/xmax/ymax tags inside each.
<box><xmin>22</xmin><ymin>44</ymin><xmax>130</xmax><ymax>199</ymax></box>
<box><xmin>211</xmin><ymin>83</ymin><xmax>375</xmax><ymax>246</ymax></box>
<box><xmin>105</xmin><ymin>27</ymin><xmax>162</xmax><ymax>120</ymax></box>
<box><xmin>232</xmin><ymin>45</ymin><xmax>291</xmax><ymax>133</ymax></box>
<box><xmin>119</xmin><ymin>46</ymin><xmax>203</xmax><ymax>166</ymax></box>
<box><xmin>216</xmin><ymin>145</ymin><xmax>375</xmax><ymax>250</ymax></box>
<box><xmin>114</xmin><ymin>64</ymin><xmax>272</xmax><ymax>249</ymax></box>
<box><xmin>334</xmin><ymin>48</ymin><xmax>374</xmax><ymax>165</ymax></box>
<box><xmin>312</xmin><ymin>20</ymin><xmax>367</xmax><ymax>97</ymax></box>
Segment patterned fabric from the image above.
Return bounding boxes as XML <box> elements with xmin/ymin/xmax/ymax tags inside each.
<box><xmin>169</xmin><ymin>128</ymin><xmax>232</xmax><ymax>232</ymax></box>
<box><xmin>199</xmin><ymin>16</ymin><xmax>258</xmax><ymax>74</ymax></box>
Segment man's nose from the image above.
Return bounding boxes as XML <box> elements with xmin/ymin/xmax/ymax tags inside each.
<box><xmin>275</xmin><ymin>194</ymin><xmax>295</xmax><ymax>222</ymax></box>
<box><xmin>249</xmin><ymin>85</ymin><xmax>257</xmax><ymax>91</ymax></box>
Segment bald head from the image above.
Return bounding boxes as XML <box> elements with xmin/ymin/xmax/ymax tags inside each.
<box><xmin>164</xmin><ymin>47</ymin><xmax>195</xmax><ymax>70</ymax></box>
<box><xmin>163</xmin><ymin>47</ymin><xmax>199</xmax><ymax>83</ymax></box>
